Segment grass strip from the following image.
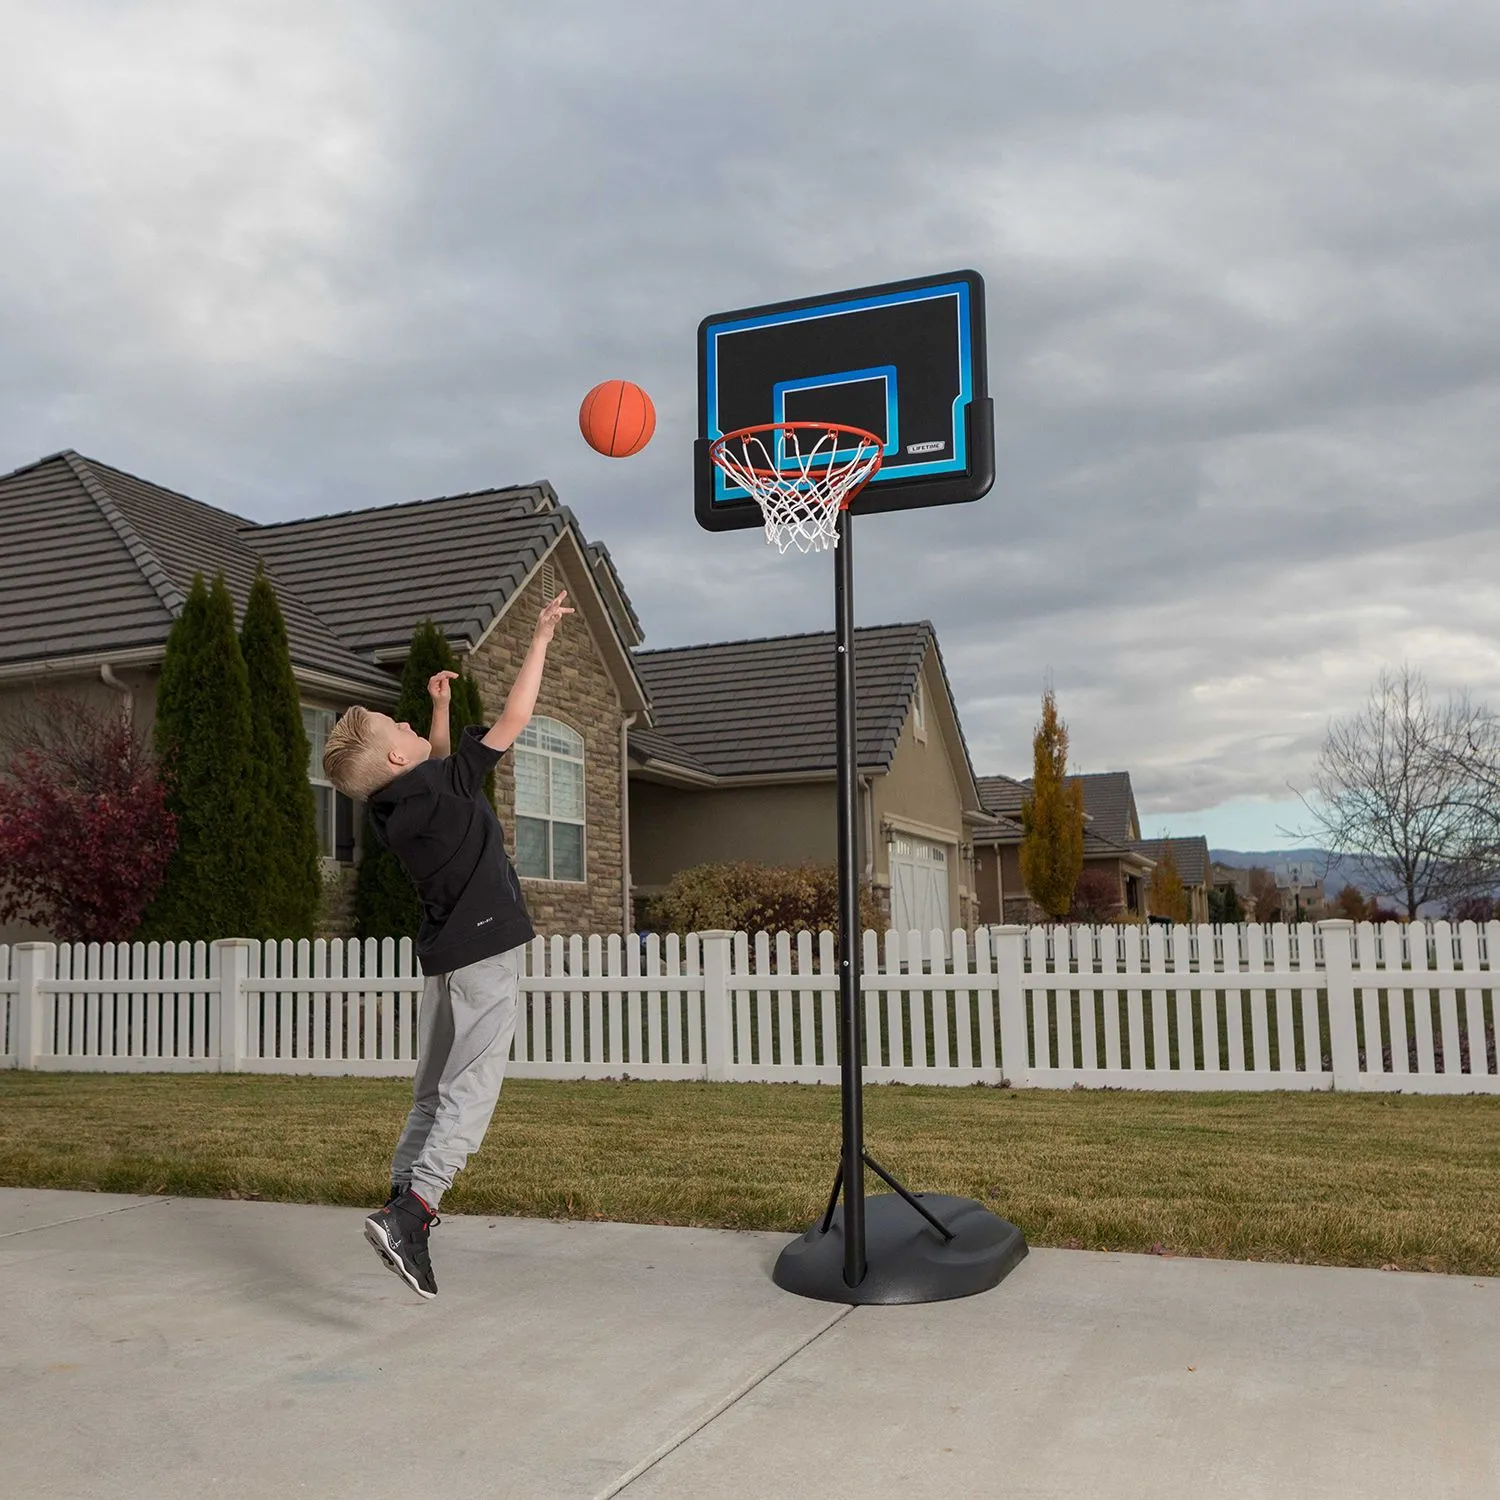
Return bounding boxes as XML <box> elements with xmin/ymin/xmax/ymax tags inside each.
<box><xmin>1</xmin><ymin>1073</ymin><xmax>1496</xmax><ymax>1276</ymax></box>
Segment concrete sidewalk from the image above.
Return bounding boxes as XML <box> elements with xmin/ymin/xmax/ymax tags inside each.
<box><xmin>0</xmin><ymin>1190</ymin><xmax>1495</xmax><ymax>1499</ymax></box>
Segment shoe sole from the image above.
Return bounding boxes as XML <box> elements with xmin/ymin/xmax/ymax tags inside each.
<box><xmin>363</xmin><ymin>1216</ymin><xmax>436</xmax><ymax>1300</ymax></box>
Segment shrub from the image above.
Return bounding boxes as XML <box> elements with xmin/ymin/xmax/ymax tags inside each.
<box><xmin>642</xmin><ymin>861</ymin><xmax>881</xmax><ymax>938</ymax></box>
<box><xmin>0</xmin><ymin>695</ymin><xmax>178</xmax><ymax>943</ymax></box>
<box><xmin>1068</xmin><ymin>867</ymin><xmax>1124</xmax><ymax>923</ymax></box>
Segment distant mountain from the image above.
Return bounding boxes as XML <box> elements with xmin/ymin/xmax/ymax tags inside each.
<box><xmin>1209</xmin><ymin>848</ymin><xmax>1447</xmax><ymax>915</ymax></box>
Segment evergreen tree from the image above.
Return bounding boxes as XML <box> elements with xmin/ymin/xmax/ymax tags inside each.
<box><xmin>240</xmin><ymin>569</ymin><xmax>321</xmax><ymax>939</ymax></box>
<box><xmin>1207</xmin><ymin>883</ymin><xmax>1245</xmax><ymax>924</ymax></box>
<box><xmin>1019</xmin><ymin>688</ymin><xmax>1085</xmax><ymax>919</ymax></box>
<box><xmin>354</xmin><ymin>620</ymin><xmax>456</xmax><ymax>940</ymax></box>
<box><xmin>137</xmin><ymin>573</ymin><xmax>256</xmax><ymax>941</ymax></box>
<box><xmin>1149</xmin><ymin>842</ymin><xmax>1191</xmax><ymax>923</ymax></box>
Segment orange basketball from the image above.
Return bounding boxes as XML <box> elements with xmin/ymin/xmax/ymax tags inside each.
<box><xmin>579</xmin><ymin>379</ymin><xmax>656</xmax><ymax>458</ymax></box>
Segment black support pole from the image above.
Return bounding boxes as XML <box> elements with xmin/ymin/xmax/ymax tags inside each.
<box><xmin>833</xmin><ymin>506</ymin><xmax>866</xmax><ymax>1288</ymax></box>
<box><xmin>771</xmin><ymin>493</ymin><xmax>1028</xmax><ymax>1307</ymax></box>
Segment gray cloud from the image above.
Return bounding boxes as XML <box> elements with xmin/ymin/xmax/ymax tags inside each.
<box><xmin>3</xmin><ymin>0</ymin><xmax>1498</xmax><ymax>841</ymax></box>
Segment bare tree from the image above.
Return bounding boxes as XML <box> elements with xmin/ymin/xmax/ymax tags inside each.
<box><xmin>1294</xmin><ymin>665</ymin><xmax>1497</xmax><ymax>918</ymax></box>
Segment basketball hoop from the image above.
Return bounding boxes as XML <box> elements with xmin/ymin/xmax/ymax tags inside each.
<box><xmin>708</xmin><ymin>422</ymin><xmax>883</xmax><ymax>553</ymax></box>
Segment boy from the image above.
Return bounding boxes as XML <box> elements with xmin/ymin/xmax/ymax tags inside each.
<box><xmin>320</xmin><ymin>590</ymin><xmax>573</xmax><ymax>1298</ymax></box>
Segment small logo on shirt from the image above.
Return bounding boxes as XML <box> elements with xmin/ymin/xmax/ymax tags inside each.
<box><xmin>476</xmin><ymin>916</ymin><xmax>494</xmax><ymax>927</ymax></box>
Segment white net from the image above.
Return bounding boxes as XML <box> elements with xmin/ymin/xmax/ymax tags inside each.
<box><xmin>710</xmin><ymin>425</ymin><xmax>883</xmax><ymax>552</ymax></box>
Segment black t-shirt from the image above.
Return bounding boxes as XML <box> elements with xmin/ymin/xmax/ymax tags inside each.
<box><xmin>367</xmin><ymin>724</ymin><xmax>535</xmax><ymax>975</ymax></box>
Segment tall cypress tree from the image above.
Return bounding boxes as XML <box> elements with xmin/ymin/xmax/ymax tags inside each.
<box><xmin>1019</xmin><ymin>688</ymin><xmax>1086</xmax><ymax>920</ymax></box>
<box><xmin>354</xmin><ymin>620</ymin><xmax>457</xmax><ymax>940</ymax></box>
<box><xmin>240</xmin><ymin>569</ymin><xmax>321</xmax><ymax>939</ymax></box>
<box><xmin>138</xmin><ymin>573</ymin><xmax>256</xmax><ymax>941</ymax></box>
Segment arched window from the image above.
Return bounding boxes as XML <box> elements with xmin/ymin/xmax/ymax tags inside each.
<box><xmin>514</xmin><ymin>716</ymin><xmax>586</xmax><ymax>882</ymax></box>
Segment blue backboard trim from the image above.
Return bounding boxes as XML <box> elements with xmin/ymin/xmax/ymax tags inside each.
<box><xmin>772</xmin><ymin>366</ymin><xmax>900</xmax><ymax>464</ymax></box>
<box><xmin>706</xmin><ymin>280</ymin><xmax>972</xmax><ymax>505</ymax></box>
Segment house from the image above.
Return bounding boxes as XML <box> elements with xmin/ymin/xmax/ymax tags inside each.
<box><xmin>972</xmin><ymin>771</ymin><xmax>1155</xmax><ymax>924</ymax></box>
<box><xmin>0</xmin><ymin>451</ymin><xmax>649</xmax><ymax>942</ymax></box>
<box><xmin>1211</xmin><ymin>861</ymin><xmax>1261</xmax><ymax>920</ymax></box>
<box><xmin>1128</xmin><ymin>836</ymin><xmax>1214</xmax><ymax>922</ymax></box>
<box><xmin>628</xmin><ymin>623</ymin><xmax>991</xmax><ymax>932</ymax></box>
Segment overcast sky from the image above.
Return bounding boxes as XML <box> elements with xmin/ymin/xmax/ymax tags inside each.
<box><xmin>4</xmin><ymin>1</ymin><xmax>1498</xmax><ymax>850</ymax></box>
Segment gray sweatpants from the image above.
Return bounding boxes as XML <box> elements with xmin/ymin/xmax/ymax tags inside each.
<box><xmin>391</xmin><ymin>944</ymin><xmax>523</xmax><ymax>1211</ymax></box>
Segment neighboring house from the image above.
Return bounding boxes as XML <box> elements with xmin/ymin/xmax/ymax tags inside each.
<box><xmin>972</xmin><ymin>771</ymin><xmax>1155</xmax><ymax>924</ymax></box>
<box><xmin>1211</xmin><ymin>861</ymin><xmax>1261</xmax><ymax>920</ymax></box>
<box><xmin>627</xmin><ymin>623</ymin><xmax>991</xmax><ymax>933</ymax></box>
<box><xmin>1128</xmin><ymin>836</ymin><xmax>1214</xmax><ymax>922</ymax></box>
<box><xmin>0</xmin><ymin>451</ymin><xmax>649</xmax><ymax>943</ymax></box>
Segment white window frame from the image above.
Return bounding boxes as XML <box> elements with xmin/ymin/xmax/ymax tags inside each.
<box><xmin>302</xmin><ymin>706</ymin><xmax>339</xmax><ymax>861</ymax></box>
<box><xmin>912</xmin><ymin>676</ymin><xmax>927</xmax><ymax>742</ymax></box>
<box><xmin>513</xmin><ymin>715</ymin><xmax>586</xmax><ymax>883</ymax></box>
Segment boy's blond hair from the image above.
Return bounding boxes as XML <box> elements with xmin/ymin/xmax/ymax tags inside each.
<box><xmin>321</xmin><ymin>707</ymin><xmax>394</xmax><ymax>800</ymax></box>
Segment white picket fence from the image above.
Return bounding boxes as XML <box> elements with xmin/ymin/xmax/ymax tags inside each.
<box><xmin>0</xmin><ymin>920</ymin><xmax>1496</xmax><ymax>1092</ymax></box>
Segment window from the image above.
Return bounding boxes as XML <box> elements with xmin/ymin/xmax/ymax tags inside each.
<box><xmin>302</xmin><ymin>707</ymin><xmax>354</xmax><ymax>861</ymax></box>
<box><xmin>302</xmin><ymin>707</ymin><xmax>337</xmax><ymax>859</ymax></box>
<box><xmin>514</xmin><ymin>716</ymin><xmax>585</xmax><ymax>881</ymax></box>
<box><xmin>912</xmin><ymin>677</ymin><xmax>926</xmax><ymax>740</ymax></box>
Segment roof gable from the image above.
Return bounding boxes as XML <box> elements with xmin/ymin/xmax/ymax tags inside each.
<box><xmin>1129</xmin><ymin>836</ymin><xmax>1210</xmax><ymax>885</ymax></box>
<box><xmin>80</xmin><ymin>457</ymin><xmax>394</xmax><ymax>695</ymax></box>
<box><xmin>0</xmin><ymin>452</ymin><xmax>646</xmax><ymax>708</ymax></box>
<box><xmin>0</xmin><ymin>453</ymin><xmax>175</xmax><ymax>670</ymax></box>
<box><xmin>632</xmin><ymin>622</ymin><xmax>960</xmax><ymax>782</ymax></box>
<box><xmin>1073</xmin><ymin>771</ymin><xmax>1140</xmax><ymax>843</ymax></box>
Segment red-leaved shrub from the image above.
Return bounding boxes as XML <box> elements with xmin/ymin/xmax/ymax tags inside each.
<box><xmin>0</xmin><ymin>698</ymin><xmax>178</xmax><ymax>943</ymax></box>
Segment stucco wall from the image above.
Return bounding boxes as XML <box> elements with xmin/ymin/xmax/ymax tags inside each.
<box><xmin>973</xmin><ymin>845</ymin><xmax>1003</xmax><ymax>925</ymax></box>
<box><xmin>466</xmin><ymin>556</ymin><xmax>626</xmax><ymax>937</ymax></box>
<box><xmin>868</xmin><ymin>656</ymin><xmax>975</xmax><ymax>928</ymax></box>
<box><xmin>629</xmin><ymin>779</ymin><xmax>850</xmax><ymax>892</ymax></box>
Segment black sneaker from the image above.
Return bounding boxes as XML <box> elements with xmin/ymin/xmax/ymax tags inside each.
<box><xmin>363</xmin><ymin>1190</ymin><xmax>440</xmax><ymax>1299</ymax></box>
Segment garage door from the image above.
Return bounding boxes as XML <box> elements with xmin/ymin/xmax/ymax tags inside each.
<box><xmin>889</xmin><ymin>834</ymin><xmax>951</xmax><ymax>935</ymax></box>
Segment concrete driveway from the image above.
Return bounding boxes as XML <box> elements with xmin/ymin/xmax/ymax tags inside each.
<box><xmin>1</xmin><ymin>1189</ymin><xmax>1495</xmax><ymax>1498</ymax></box>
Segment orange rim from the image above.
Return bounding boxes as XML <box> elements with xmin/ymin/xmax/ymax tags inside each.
<box><xmin>709</xmin><ymin>421</ymin><xmax>885</xmax><ymax>496</ymax></box>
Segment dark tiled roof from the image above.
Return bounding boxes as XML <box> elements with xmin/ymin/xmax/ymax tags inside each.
<box><xmin>1073</xmin><ymin>771</ymin><xmax>1139</xmax><ymax>843</ymax></box>
<box><xmin>1129</xmin><ymin>836</ymin><xmax>1211</xmax><ymax>886</ymax></box>
<box><xmin>976</xmin><ymin>774</ymin><xmax>1028</xmax><ymax>820</ymax></box>
<box><xmin>585</xmin><ymin>540</ymin><xmax>643</xmax><ymax>647</ymax></box>
<box><xmin>245</xmin><ymin>485</ymin><xmax>563</xmax><ymax>659</ymax></box>
<box><xmin>0</xmin><ymin>453</ymin><xmax>175</xmax><ymax>667</ymax></box>
<box><xmin>631</xmin><ymin>623</ymin><xmax>936</xmax><ymax>779</ymax></box>
<box><xmin>628</xmin><ymin>725</ymin><xmax>715</xmax><ymax>778</ymax></box>
<box><xmin>0</xmin><ymin>452</ymin><xmax>647</xmax><ymax>708</ymax></box>
<box><xmin>0</xmin><ymin>452</ymin><xmax>392</xmax><ymax>693</ymax></box>
<box><xmin>974</xmin><ymin>771</ymin><xmax>1148</xmax><ymax>861</ymax></box>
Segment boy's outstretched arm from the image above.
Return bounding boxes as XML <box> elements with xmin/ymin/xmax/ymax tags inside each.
<box><xmin>483</xmin><ymin>592</ymin><xmax>574</xmax><ymax>752</ymax></box>
<box><xmin>427</xmin><ymin>670</ymin><xmax>458</xmax><ymax>757</ymax></box>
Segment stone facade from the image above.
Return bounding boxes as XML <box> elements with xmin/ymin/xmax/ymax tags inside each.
<box><xmin>315</xmin><ymin>861</ymin><xmax>358</xmax><ymax>940</ymax></box>
<box><xmin>466</xmin><ymin>563</ymin><xmax>626</xmax><ymax>937</ymax></box>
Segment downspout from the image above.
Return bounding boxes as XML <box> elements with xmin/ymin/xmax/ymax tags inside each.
<box><xmin>99</xmin><ymin>664</ymin><xmax>133</xmax><ymax>723</ymax></box>
<box><xmin>621</xmin><ymin>713</ymin><xmax>638</xmax><ymax>934</ymax></box>
<box><xmin>858</xmin><ymin>772</ymin><xmax>876</xmax><ymax>904</ymax></box>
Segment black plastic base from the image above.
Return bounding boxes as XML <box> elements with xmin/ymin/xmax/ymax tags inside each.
<box><xmin>772</xmin><ymin>1193</ymin><xmax>1027</xmax><ymax>1305</ymax></box>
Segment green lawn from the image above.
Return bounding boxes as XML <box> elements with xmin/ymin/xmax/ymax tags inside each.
<box><xmin>2</xmin><ymin>1073</ymin><xmax>1497</xmax><ymax>1275</ymax></box>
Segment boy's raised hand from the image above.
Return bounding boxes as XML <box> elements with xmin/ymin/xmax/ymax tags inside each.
<box><xmin>535</xmin><ymin>590</ymin><xmax>574</xmax><ymax>644</ymax></box>
<box><xmin>427</xmin><ymin>669</ymin><xmax>458</xmax><ymax>705</ymax></box>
